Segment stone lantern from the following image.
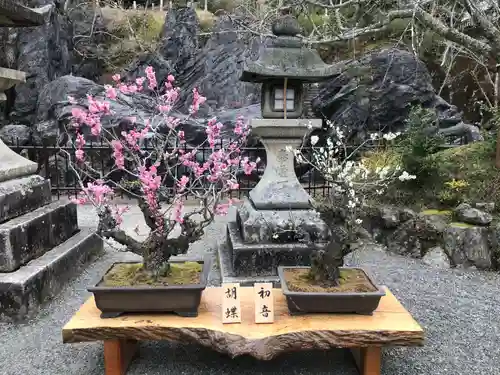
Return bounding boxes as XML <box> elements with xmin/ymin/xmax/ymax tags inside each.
<box><xmin>0</xmin><ymin>0</ymin><xmax>103</xmax><ymax>321</ymax></box>
<box><xmin>218</xmin><ymin>14</ymin><xmax>339</xmax><ymax>285</ymax></box>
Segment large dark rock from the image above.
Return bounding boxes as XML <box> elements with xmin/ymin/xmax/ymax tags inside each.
<box><xmin>0</xmin><ymin>124</ymin><xmax>31</xmax><ymax>145</ymax></box>
<box><xmin>157</xmin><ymin>7</ymin><xmax>200</xmax><ymax>86</ymax></box>
<box><xmin>187</xmin><ymin>14</ymin><xmax>260</xmax><ymax>113</ymax></box>
<box><xmin>67</xmin><ymin>3</ymin><xmax>108</xmax><ymax>81</ymax></box>
<box><xmin>443</xmin><ymin>223</ymin><xmax>492</xmax><ymax>269</ymax></box>
<box><xmin>124</xmin><ymin>8</ymin><xmax>198</xmax><ymax>91</ymax></box>
<box><xmin>454</xmin><ymin>203</ymin><xmax>493</xmax><ymax>226</ymax></box>
<box><xmin>386</xmin><ymin>213</ymin><xmax>448</xmax><ymax>258</ymax></box>
<box><xmin>312</xmin><ymin>48</ymin><xmax>478</xmax><ymax>143</ymax></box>
<box><xmin>10</xmin><ymin>2</ymin><xmax>71</xmax><ymax>124</ymax></box>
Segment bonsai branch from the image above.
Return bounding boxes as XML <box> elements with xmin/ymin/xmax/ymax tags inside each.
<box><xmin>101</xmin><ymin>228</ymin><xmax>144</xmax><ymax>256</ymax></box>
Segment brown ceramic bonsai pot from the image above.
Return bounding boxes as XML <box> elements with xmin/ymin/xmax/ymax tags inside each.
<box><xmin>277</xmin><ymin>266</ymin><xmax>386</xmax><ymax>315</ymax></box>
<box><xmin>89</xmin><ymin>257</ymin><xmax>211</xmax><ymax>319</ymax></box>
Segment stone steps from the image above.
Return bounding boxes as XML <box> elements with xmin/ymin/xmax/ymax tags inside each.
<box><xmin>0</xmin><ymin>174</ymin><xmax>51</xmax><ymax>223</ymax></box>
<box><xmin>0</xmin><ymin>200</ymin><xmax>78</xmax><ymax>272</ymax></box>
<box><xmin>0</xmin><ymin>228</ymin><xmax>103</xmax><ymax>321</ymax></box>
<box><xmin>218</xmin><ymin>220</ymin><xmax>327</xmax><ymax>287</ymax></box>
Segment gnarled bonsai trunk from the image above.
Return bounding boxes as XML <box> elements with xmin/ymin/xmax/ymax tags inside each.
<box><xmin>97</xmin><ymin>205</ymin><xmax>205</xmax><ymax>278</ymax></box>
<box><xmin>309</xmin><ymin>240</ymin><xmax>347</xmax><ymax>286</ymax></box>
<box><xmin>308</xmin><ymin>221</ymin><xmax>355</xmax><ymax>286</ymax></box>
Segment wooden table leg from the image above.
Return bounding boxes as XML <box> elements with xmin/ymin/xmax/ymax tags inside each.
<box><xmin>350</xmin><ymin>347</ymin><xmax>382</xmax><ymax>375</ymax></box>
<box><xmin>104</xmin><ymin>339</ymin><xmax>138</xmax><ymax>375</ymax></box>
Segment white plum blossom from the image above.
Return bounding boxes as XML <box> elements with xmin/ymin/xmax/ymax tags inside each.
<box><xmin>290</xmin><ymin>124</ymin><xmax>417</xmax><ymax>242</ymax></box>
<box><xmin>306</xmin><ymin>121</ymin><xmax>313</xmax><ymax>130</ymax></box>
<box><xmin>335</xmin><ymin>126</ymin><xmax>345</xmax><ymax>139</ymax></box>
<box><xmin>398</xmin><ymin>171</ymin><xmax>417</xmax><ymax>181</ymax></box>
<box><xmin>285</xmin><ymin>145</ymin><xmax>293</xmax><ymax>153</ymax></box>
<box><xmin>383</xmin><ymin>132</ymin><xmax>401</xmax><ymax>141</ymax></box>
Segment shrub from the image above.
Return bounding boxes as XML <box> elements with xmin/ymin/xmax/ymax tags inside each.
<box><xmin>397</xmin><ymin>106</ymin><xmax>444</xmax><ymax>185</ymax></box>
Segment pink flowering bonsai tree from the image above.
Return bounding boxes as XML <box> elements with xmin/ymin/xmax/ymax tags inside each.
<box><xmin>66</xmin><ymin>67</ymin><xmax>258</xmax><ymax>278</ymax></box>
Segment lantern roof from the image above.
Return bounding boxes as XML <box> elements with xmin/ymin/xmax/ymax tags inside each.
<box><xmin>240</xmin><ymin>15</ymin><xmax>339</xmax><ymax>83</ymax></box>
<box><xmin>0</xmin><ymin>0</ymin><xmax>45</xmax><ymax>27</ymax></box>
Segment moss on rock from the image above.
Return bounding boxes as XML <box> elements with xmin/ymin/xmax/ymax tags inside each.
<box><xmin>421</xmin><ymin>209</ymin><xmax>453</xmax><ymax>216</ymax></box>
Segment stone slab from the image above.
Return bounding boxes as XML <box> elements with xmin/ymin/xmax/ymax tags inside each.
<box><xmin>221</xmin><ymin>220</ymin><xmax>328</xmax><ymax>279</ymax></box>
<box><xmin>217</xmin><ymin>234</ymin><xmax>281</xmax><ymax>287</ymax></box>
<box><xmin>0</xmin><ymin>139</ymin><xmax>37</xmax><ymax>183</ymax></box>
<box><xmin>0</xmin><ymin>228</ymin><xmax>103</xmax><ymax>321</ymax></box>
<box><xmin>0</xmin><ymin>174</ymin><xmax>51</xmax><ymax>223</ymax></box>
<box><xmin>250</xmin><ymin>118</ymin><xmax>322</xmax><ymax>138</ymax></box>
<box><xmin>237</xmin><ymin>197</ymin><xmax>330</xmax><ymax>243</ymax></box>
<box><xmin>62</xmin><ymin>287</ymin><xmax>424</xmax><ymax>360</ymax></box>
<box><xmin>0</xmin><ymin>200</ymin><xmax>78</xmax><ymax>272</ymax></box>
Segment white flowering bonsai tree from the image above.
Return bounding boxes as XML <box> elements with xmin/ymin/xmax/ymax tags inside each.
<box><xmin>65</xmin><ymin>67</ymin><xmax>258</xmax><ymax>280</ymax></box>
<box><xmin>289</xmin><ymin>123</ymin><xmax>415</xmax><ymax>286</ymax></box>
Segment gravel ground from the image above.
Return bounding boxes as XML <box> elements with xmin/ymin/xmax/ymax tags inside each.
<box><xmin>1</xmin><ymin>204</ymin><xmax>500</xmax><ymax>375</ymax></box>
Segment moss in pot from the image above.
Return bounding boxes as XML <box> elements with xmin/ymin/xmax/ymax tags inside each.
<box><xmin>65</xmin><ymin>68</ymin><xmax>258</xmax><ymax>318</ymax></box>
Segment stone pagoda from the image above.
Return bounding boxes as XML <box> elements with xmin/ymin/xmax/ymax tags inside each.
<box><xmin>218</xmin><ymin>14</ymin><xmax>339</xmax><ymax>285</ymax></box>
<box><xmin>0</xmin><ymin>0</ymin><xmax>103</xmax><ymax>321</ymax></box>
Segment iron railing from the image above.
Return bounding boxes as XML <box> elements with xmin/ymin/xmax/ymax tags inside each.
<box><xmin>8</xmin><ymin>132</ymin><xmax>468</xmax><ymax>200</ymax></box>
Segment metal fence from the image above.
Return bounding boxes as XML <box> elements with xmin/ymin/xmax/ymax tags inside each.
<box><xmin>9</xmin><ymin>139</ymin><xmax>332</xmax><ymax>200</ymax></box>
<box><xmin>8</xmin><ymin>132</ymin><xmax>468</xmax><ymax>200</ymax></box>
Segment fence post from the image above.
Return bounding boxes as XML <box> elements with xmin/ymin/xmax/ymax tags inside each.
<box><xmin>133</xmin><ymin>0</ymin><xmax>137</xmax><ymax>9</ymax></box>
<box><xmin>160</xmin><ymin>0</ymin><xmax>164</xmax><ymax>9</ymax></box>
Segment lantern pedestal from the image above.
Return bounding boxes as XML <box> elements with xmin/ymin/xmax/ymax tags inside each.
<box><xmin>218</xmin><ymin>119</ymin><xmax>331</xmax><ymax>285</ymax></box>
<box><xmin>248</xmin><ymin>119</ymin><xmax>317</xmax><ymax>210</ymax></box>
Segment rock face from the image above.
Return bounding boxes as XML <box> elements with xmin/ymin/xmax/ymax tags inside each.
<box><xmin>422</xmin><ymin>246</ymin><xmax>451</xmax><ymax>269</ymax></box>
<box><xmin>0</xmin><ymin>9</ymin><xmax>481</xmax><ymax>151</ymax></box>
<box><xmin>365</xmin><ymin>204</ymin><xmax>500</xmax><ymax>270</ymax></box>
<box><xmin>10</xmin><ymin>2</ymin><xmax>71</xmax><ymax>124</ymax></box>
<box><xmin>443</xmin><ymin>224</ymin><xmax>492</xmax><ymax>269</ymax></box>
<box><xmin>67</xmin><ymin>4</ymin><xmax>108</xmax><ymax>81</ymax></box>
<box><xmin>0</xmin><ymin>124</ymin><xmax>31</xmax><ymax>145</ymax></box>
<box><xmin>2</xmin><ymin>7</ymin><xmax>261</xmax><ymax>146</ymax></box>
<box><xmin>454</xmin><ymin>203</ymin><xmax>493</xmax><ymax>226</ymax></box>
<box><xmin>312</xmin><ymin>48</ymin><xmax>480</xmax><ymax>144</ymax></box>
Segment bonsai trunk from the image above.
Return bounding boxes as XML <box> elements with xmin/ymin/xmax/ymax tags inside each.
<box><xmin>141</xmin><ymin>232</ymin><xmax>194</xmax><ymax>277</ymax></box>
<box><xmin>309</xmin><ymin>239</ymin><xmax>347</xmax><ymax>286</ymax></box>
<box><xmin>97</xmin><ymin>205</ymin><xmax>206</xmax><ymax>278</ymax></box>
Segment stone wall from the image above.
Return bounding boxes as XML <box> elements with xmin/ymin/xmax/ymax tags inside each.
<box><xmin>364</xmin><ymin>203</ymin><xmax>500</xmax><ymax>270</ymax></box>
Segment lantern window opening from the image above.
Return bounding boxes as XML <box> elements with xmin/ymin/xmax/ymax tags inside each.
<box><xmin>272</xmin><ymin>87</ymin><xmax>296</xmax><ymax>112</ymax></box>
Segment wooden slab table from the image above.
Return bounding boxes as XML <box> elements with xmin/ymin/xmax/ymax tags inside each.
<box><xmin>62</xmin><ymin>286</ymin><xmax>424</xmax><ymax>375</ymax></box>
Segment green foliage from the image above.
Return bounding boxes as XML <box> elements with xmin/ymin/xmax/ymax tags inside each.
<box><xmin>206</xmin><ymin>0</ymin><xmax>238</xmax><ymax>12</ymax></box>
<box><xmin>196</xmin><ymin>9</ymin><xmax>216</xmax><ymax>32</ymax></box>
<box><xmin>437</xmin><ymin>179</ymin><xmax>469</xmax><ymax>206</ymax></box>
<box><xmin>297</xmin><ymin>13</ymin><xmax>329</xmax><ymax>35</ymax></box>
<box><xmin>397</xmin><ymin>106</ymin><xmax>445</xmax><ymax>184</ymax></box>
<box><xmin>360</xmin><ymin>148</ymin><xmax>401</xmax><ymax>173</ymax></box>
<box><xmin>101</xmin><ymin>9</ymin><xmax>164</xmax><ymax>72</ymax></box>
<box><xmin>427</xmin><ymin>134</ymin><xmax>499</xmax><ymax>207</ymax></box>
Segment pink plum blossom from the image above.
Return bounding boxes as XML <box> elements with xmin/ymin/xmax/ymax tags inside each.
<box><xmin>111</xmin><ymin>140</ymin><xmax>125</xmax><ymax>169</ymax></box>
